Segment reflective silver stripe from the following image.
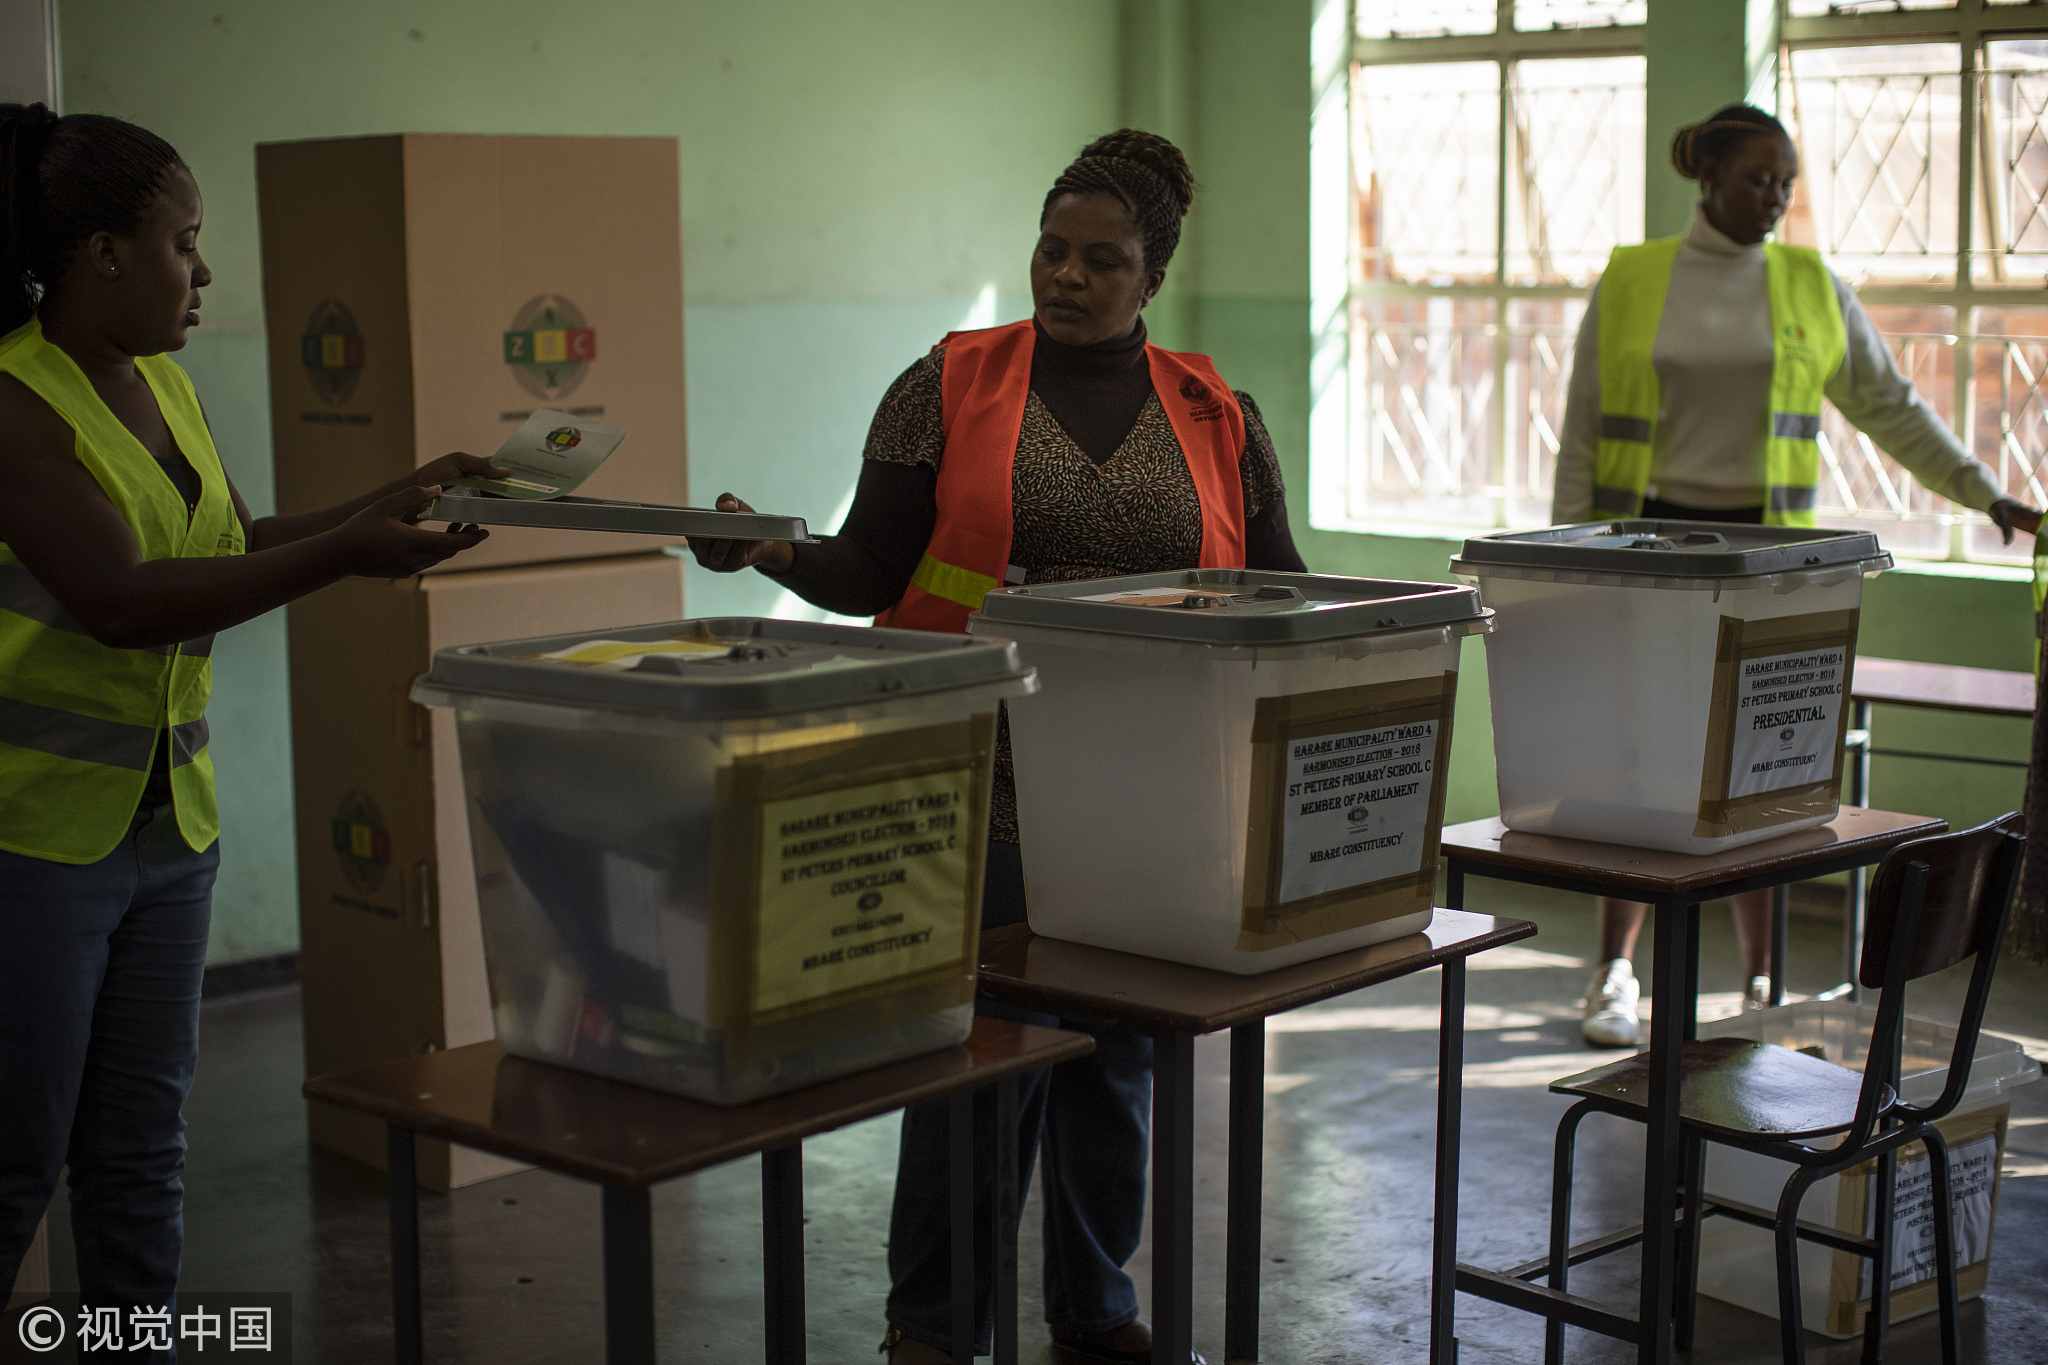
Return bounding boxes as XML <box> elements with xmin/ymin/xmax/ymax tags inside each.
<box><xmin>0</xmin><ymin>694</ymin><xmax>157</xmax><ymax>771</ymax></box>
<box><xmin>1772</xmin><ymin>412</ymin><xmax>1822</xmax><ymax>440</ymax></box>
<box><xmin>0</xmin><ymin>562</ymin><xmax>187</xmax><ymax>655</ymax></box>
<box><xmin>0</xmin><ymin>561</ymin><xmax>83</xmax><ymax>633</ymax></box>
<box><xmin>170</xmin><ymin>717</ymin><xmax>210</xmax><ymax>767</ymax></box>
<box><xmin>181</xmin><ymin>635</ymin><xmax>216</xmax><ymax>659</ymax></box>
<box><xmin>1769</xmin><ymin>485</ymin><xmax>1818</xmax><ymax>512</ymax></box>
<box><xmin>1591</xmin><ymin>485</ymin><xmax>1643</xmax><ymax>514</ymax></box>
<box><xmin>1598</xmin><ymin>415</ymin><xmax>1654</xmax><ymax>443</ymax></box>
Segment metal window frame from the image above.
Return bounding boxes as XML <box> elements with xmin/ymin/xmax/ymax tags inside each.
<box><xmin>1348</xmin><ymin>0</ymin><xmax>1645</xmax><ymax>532</ymax></box>
<box><xmin>1338</xmin><ymin>0</ymin><xmax>2048</xmax><ymax>559</ymax></box>
<box><xmin>1783</xmin><ymin>0</ymin><xmax>2048</xmax><ymax>559</ymax></box>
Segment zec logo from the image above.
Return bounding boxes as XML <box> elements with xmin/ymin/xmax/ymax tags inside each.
<box><xmin>1176</xmin><ymin>372</ymin><xmax>1225</xmax><ymax>423</ymax></box>
<box><xmin>1780</xmin><ymin>727</ymin><xmax>1798</xmax><ymax>746</ymax></box>
<box><xmin>332</xmin><ymin>791</ymin><xmax>392</xmax><ymax>895</ymax></box>
<box><xmin>300</xmin><ymin>299</ymin><xmax>364</xmax><ymax>405</ymax></box>
<box><xmin>503</xmin><ymin>294</ymin><xmax>598</xmax><ymax>401</ymax></box>
<box><xmin>544</xmin><ymin>426</ymin><xmax>583</xmax><ymax>452</ymax></box>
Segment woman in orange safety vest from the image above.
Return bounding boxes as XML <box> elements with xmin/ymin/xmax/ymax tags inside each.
<box><xmin>692</xmin><ymin>129</ymin><xmax>1306</xmax><ymax>1365</ymax></box>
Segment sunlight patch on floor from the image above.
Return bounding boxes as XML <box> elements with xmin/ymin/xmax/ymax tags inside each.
<box><xmin>1270</xmin><ymin>1002</ymin><xmax>1562</xmax><ymax>1034</ymax></box>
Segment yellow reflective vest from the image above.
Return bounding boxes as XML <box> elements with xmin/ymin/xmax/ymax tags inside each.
<box><xmin>0</xmin><ymin>318</ymin><xmax>242</xmax><ymax>863</ymax></box>
<box><xmin>1593</xmin><ymin>236</ymin><xmax>1847</xmax><ymax>527</ymax></box>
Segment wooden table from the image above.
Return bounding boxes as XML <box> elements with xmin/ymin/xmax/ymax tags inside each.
<box><xmin>303</xmin><ymin>1020</ymin><xmax>1094</xmax><ymax>1365</ymax></box>
<box><xmin>975</xmin><ymin>908</ymin><xmax>1539</xmax><ymax>1365</ymax></box>
<box><xmin>1851</xmin><ymin>656</ymin><xmax>2035</xmax><ymax>720</ymax></box>
<box><xmin>1836</xmin><ymin>657</ymin><xmax>2035</xmax><ymax>995</ymax></box>
<box><xmin>1438</xmin><ymin>807</ymin><xmax>1947</xmax><ymax>1365</ymax></box>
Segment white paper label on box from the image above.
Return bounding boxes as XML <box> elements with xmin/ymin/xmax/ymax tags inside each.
<box><xmin>1860</xmin><ymin>1130</ymin><xmax>1998</xmax><ymax>1297</ymax></box>
<box><xmin>752</xmin><ymin>767</ymin><xmax>974</xmax><ymax>1017</ymax></box>
<box><xmin>1276</xmin><ymin>718</ymin><xmax>1436</xmax><ymax>905</ymax></box>
<box><xmin>1726</xmin><ymin>644</ymin><xmax>1847</xmax><ymax>800</ymax></box>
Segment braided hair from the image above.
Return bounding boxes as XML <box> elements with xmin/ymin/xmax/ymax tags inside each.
<box><xmin>1670</xmin><ymin>104</ymin><xmax>1790</xmax><ymax>184</ymax></box>
<box><xmin>0</xmin><ymin>103</ymin><xmax>185</xmax><ymax>334</ymax></box>
<box><xmin>1041</xmin><ymin>129</ymin><xmax>1196</xmax><ymax>276</ymax></box>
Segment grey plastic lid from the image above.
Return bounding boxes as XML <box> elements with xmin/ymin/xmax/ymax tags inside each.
<box><xmin>972</xmin><ymin>569</ymin><xmax>1485</xmax><ymax>644</ymax></box>
<box><xmin>1452</xmin><ymin>520</ymin><xmax>1888</xmax><ymax>578</ymax></box>
<box><xmin>413</xmin><ymin>618</ymin><xmax>1031</xmax><ymax>719</ymax></box>
<box><xmin>424</xmin><ymin>491</ymin><xmax>812</xmax><ymax>543</ymax></box>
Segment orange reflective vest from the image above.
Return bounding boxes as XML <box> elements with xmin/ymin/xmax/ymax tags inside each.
<box><xmin>878</xmin><ymin>320</ymin><xmax>1247</xmax><ymax>633</ymax></box>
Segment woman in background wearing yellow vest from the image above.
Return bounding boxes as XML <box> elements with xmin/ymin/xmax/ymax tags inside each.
<box><xmin>1555</xmin><ymin>103</ymin><xmax>2039</xmax><ymax>1049</ymax></box>
<box><xmin>694</xmin><ymin>130</ymin><xmax>1300</xmax><ymax>1365</ymax></box>
<box><xmin>0</xmin><ymin>104</ymin><xmax>495</xmax><ymax>1342</ymax></box>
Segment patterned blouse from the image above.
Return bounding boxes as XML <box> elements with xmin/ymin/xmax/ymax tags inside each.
<box><xmin>862</xmin><ymin>345</ymin><xmax>1290</xmax><ymax>844</ymax></box>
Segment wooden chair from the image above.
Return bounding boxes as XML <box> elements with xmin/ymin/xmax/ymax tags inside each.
<box><xmin>1540</xmin><ymin>812</ymin><xmax>2025</xmax><ymax>1365</ymax></box>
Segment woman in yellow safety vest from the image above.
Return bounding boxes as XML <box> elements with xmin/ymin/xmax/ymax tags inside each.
<box><xmin>1556</xmin><ymin>102</ymin><xmax>2040</xmax><ymax>1049</ymax></box>
<box><xmin>0</xmin><ymin>104</ymin><xmax>495</xmax><ymax>1337</ymax></box>
<box><xmin>692</xmin><ymin>129</ymin><xmax>1301</xmax><ymax>1365</ymax></box>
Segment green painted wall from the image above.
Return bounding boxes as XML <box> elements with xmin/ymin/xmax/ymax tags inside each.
<box><xmin>59</xmin><ymin>0</ymin><xmax>1120</xmax><ymax>963</ymax></box>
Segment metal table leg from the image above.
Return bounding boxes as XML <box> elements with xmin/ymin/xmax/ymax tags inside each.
<box><xmin>1769</xmin><ymin>886</ymin><xmax>1790</xmax><ymax>1006</ymax></box>
<box><xmin>1430</xmin><ymin>959</ymin><xmax>1467</xmax><ymax>1365</ymax></box>
<box><xmin>948</xmin><ymin>1090</ymin><xmax>975</xmax><ymax>1364</ymax></box>
<box><xmin>993</xmin><ymin>1077</ymin><xmax>1020</xmax><ymax>1365</ymax></box>
<box><xmin>1152</xmin><ymin>1030</ymin><xmax>1198</xmax><ymax>1365</ymax></box>
<box><xmin>761</xmin><ymin>1145</ymin><xmax>805</xmax><ymax>1365</ymax></box>
<box><xmin>387</xmin><ymin>1127</ymin><xmax>422</xmax><ymax>1365</ymax></box>
<box><xmin>1634</xmin><ymin>899</ymin><xmax>1689</xmax><ymax>1365</ymax></box>
<box><xmin>604</xmin><ymin>1184</ymin><xmax>657</xmax><ymax>1365</ymax></box>
<box><xmin>1675</xmin><ymin>902</ymin><xmax>1705</xmax><ymax>1351</ymax></box>
<box><xmin>1445</xmin><ymin>858</ymin><xmax>1466</xmax><ymax>913</ymax></box>
<box><xmin>1225</xmin><ymin>1023</ymin><xmax>1265</xmax><ymax>1365</ymax></box>
<box><xmin>1846</xmin><ymin>699</ymin><xmax>1874</xmax><ymax>1002</ymax></box>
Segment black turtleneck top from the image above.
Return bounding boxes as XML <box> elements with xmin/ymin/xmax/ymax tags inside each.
<box><xmin>771</xmin><ymin>318</ymin><xmax>1306</xmax><ymax>616</ymax></box>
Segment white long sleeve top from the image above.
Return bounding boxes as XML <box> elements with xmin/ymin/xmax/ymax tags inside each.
<box><xmin>1552</xmin><ymin>207</ymin><xmax>2004</xmax><ymax>523</ymax></box>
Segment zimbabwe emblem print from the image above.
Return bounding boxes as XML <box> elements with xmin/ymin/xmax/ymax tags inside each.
<box><xmin>300</xmin><ymin>299</ymin><xmax>365</xmax><ymax>406</ymax></box>
<box><xmin>503</xmin><ymin>294</ymin><xmax>598</xmax><ymax>401</ymax></box>
<box><xmin>331</xmin><ymin>790</ymin><xmax>392</xmax><ymax>895</ymax></box>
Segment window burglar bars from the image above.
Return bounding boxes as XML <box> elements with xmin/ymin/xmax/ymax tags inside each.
<box><xmin>1784</xmin><ymin>0</ymin><xmax>2048</xmax><ymax>561</ymax></box>
<box><xmin>1339</xmin><ymin>0</ymin><xmax>2048</xmax><ymax>561</ymax></box>
<box><xmin>1348</xmin><ymin>1</ymin><xmax>1645</xmax><ymax>532</ymax></box>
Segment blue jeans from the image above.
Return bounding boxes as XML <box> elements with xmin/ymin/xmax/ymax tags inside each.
<box><xmin>0</xmin><ymin>798</ymin><xmax>218</xmax><ymax>1363</ymax></box>
<box><xmin>886</xmin><ymin>842</ymin><xmax>1152</xmax><ymax>1352</ymax></box>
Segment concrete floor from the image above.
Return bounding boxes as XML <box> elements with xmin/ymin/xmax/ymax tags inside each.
<box><xmin>18</xmin><ymin>885</ymin><xmax>2048</xmax><ymax>1364</ymax></box>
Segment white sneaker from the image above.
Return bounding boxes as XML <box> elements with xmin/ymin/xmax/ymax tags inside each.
<box><xmin>1744</xmin><ymin>976</ymin><xmax>1773</xmax><ymax>1012</ymax></box>
<box><xmin>1581</xmin><ymin>959</ymin><xmax>1641</xmax><ymax>1048</ymax></box>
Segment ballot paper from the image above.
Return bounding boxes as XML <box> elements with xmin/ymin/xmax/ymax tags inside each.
<box><xmin>459</xmin><ymin>410</ymin><xmax>627</xmax><ymax>499</ymax></box>
<box><xmin>540</xmin><ymin>638</ymin><xmax>732</xmax><ymax>670</ymax></box>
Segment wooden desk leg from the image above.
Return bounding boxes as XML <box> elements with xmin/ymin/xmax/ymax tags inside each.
<box><xmin>1225</xmin><ymin>1022</ymin><xmax>1265</xmax><ymax>1365</ymax></box>
<box><xmin>1430</xmin><ymin>959</ymin><xmax>1466</xmax><ymax>1365</ymax></box>
<box><xmin>948</xmin><ymin>1090</ymin><xmax>976</xmax><ymax>1363</ymax></box>
<box><xmin>602</xmin><ymin>1184</ymin><xmax>656</xmax><ymax>1365</ymax></box>
<box><xmin>1635</xmin><ymin>900</ymin><xmax>1688</xmax><ymax>1365</ymax></box>
<box><xmin>1152</xmin><ymin>1030</ymin><xmax>1197</xmax><ymax>1365</ymax></box>
<box><xmin>761</xmin><ymin>1144</ymin><xmax>806</xmax><ymax>1365</ymax></box>
<box><xmin>992</xmin><ymin>1076</ymin><xmax>1021</xmax><ymax>1365</ymax></box>
<box><xmin>386</xmin><ymin>1126</ymin><xmax>422</xmax><ymax>1365</ymax></box>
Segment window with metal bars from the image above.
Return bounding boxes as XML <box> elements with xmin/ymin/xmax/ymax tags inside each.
<box><xmin>1333</xmin><ymin>0</ymin><xmax>2048</xmax><ymax>564</ymax></box>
